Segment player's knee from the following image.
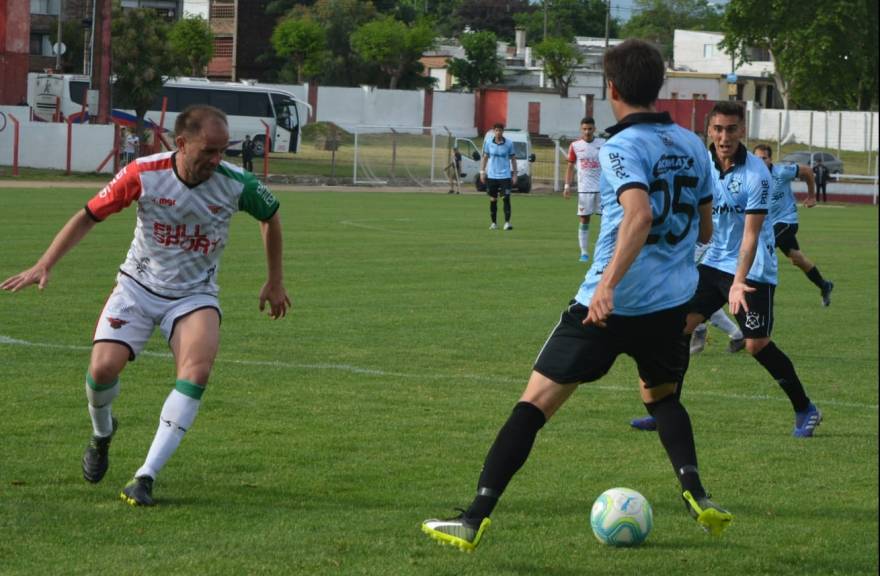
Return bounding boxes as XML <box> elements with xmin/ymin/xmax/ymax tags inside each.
<box><xmin>744</xmin><ymin>338</ymin><xmax>768</xmax><ymax>356</ymax></box>
<box><xmin>88</xmin><ymin>364</ymin><xmax>121</xmax><ymax>386</ymax></box>
<box><xmin>640</xmin><ymin>381</ymin><xmax>677</xmax><ymax>404</ymax></box>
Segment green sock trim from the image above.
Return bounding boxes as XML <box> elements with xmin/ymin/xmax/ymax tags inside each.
<box><xmin>86</xmin><ymin>372</ymin><xmax>118</xmax><ymax>391</ymax></box>
<box><xmin>175</xmin><ymin>379</ymin><xmax>205</xmax><ymax>400</ymax></box>
<box><xmin>579</xmin><ymin>223</ymin><xmax>590</xmax><ymax>231</ymax></box>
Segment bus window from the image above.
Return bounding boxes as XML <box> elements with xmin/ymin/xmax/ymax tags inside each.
<box><xmin>210</xmin><ymin>90</ymin><xmax>239</xmax><ymax>115</ymax></box>
<box><xmin>71</xmin><ymin>81</ymin><xmax>89</xmax><ymax>106</ymax></box>
<box><xmin>177</xmin><ymin>88</ymin><xmax>207</xmax><ymax>110</ymax></box>
<box><xmin>151</xmin><ymin>87</ymin><xmax>179</xmax><ymax>112</ymax></box>
<box><xmin>271</xmin><ymin>93</ymin><xmax>299</xmax><ymax>131</ymax></box>
<box><xmin>239</xmin><ymin>92</ymin><xmax>272</xmax><ymax>117</ymax></box>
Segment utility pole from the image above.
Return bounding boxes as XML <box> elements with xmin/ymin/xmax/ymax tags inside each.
<box><xmin>543</xmin><ymin>0</ymin><xmax>548</xmax><ymax>40</ymax></box>
<box><xmin>55</xmin><ymin>0</ymin><xmax>63</xmax><ymax>71</ymax></box>
<box><xmin>602</xmin><ymin>0</ymin><xmax>610</xmax><ymax>99</ymax></box>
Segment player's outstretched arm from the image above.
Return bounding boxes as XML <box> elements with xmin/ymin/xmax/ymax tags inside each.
<box><xmin>1</xmin><ymin>209</ymin><xmax>97</xmax><ymax>292</ymax></box>
<box><xmin>258</xmin><ymin>211</ymin><xmax>291</xmax><ymax>319</ymax></box>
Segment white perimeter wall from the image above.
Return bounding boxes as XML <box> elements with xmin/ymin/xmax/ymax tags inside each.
<box><xmin>433</xmin><ymin>92</ymin><xmax>476</xmax><ymax>137</ymax></box>
<box><xmin>0</xmin><ymin>106</ymin><xmax>114</xmax><ymax>173</ymax></box>
<box><xmin>749</xmin><ymin>106</ymin><xmax>879</xmax><ymax>152</ymax></box>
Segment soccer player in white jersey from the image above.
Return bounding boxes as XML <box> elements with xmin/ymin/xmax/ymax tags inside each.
<box><xmin>421</xmin><ymin>39</ymin><xmax>732</xmax><ymax>552</ymax></box>
<box><xmin>1</xmin><ymin>105</ymin><xmax>292</xmax><ymax>506</ymax></box>
<box><xmin>563</xmin><ymin>117</ymin><xmax>605</xmax><ymax>262</ymax></box>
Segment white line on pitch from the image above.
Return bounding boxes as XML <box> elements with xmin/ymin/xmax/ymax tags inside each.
<box><xmin>1</xmin><ymin>334</ymin><xmax>877</xmax><ymax>410</ymax></box>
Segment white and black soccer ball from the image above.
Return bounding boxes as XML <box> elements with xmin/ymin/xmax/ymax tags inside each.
<box><xmin>590</xmin><ymin>487</ymin><xmax>653</xmax><ymax>547</ymax></box>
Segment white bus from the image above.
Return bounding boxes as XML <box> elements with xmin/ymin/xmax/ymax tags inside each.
<box><xmin>27</xmin><ymin>73</ymin><xmax>310</xmax><ymax>156</ymax></box>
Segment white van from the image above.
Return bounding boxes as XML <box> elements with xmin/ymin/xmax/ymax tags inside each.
<box><xmin>455</xmin><ymin>129</ymin><xmax>537</xmax><ymax>193</ymax></box>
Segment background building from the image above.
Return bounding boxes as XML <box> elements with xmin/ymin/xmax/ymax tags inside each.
<box><xmin>204</xmin><ymin>0</ymin><xmax>274</xmax><ymax>81</ymax></box>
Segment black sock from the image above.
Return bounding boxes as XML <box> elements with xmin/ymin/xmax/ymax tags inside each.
<box><xmin>805</xmin><ymin>266</ymin><xmax>826</xmax><ymax>289</ymax></box>
<box><xmin>503</xmin><ymin>196</ymin><xmax>511</xmax><ymax>222</ymax></box>
<box><xmin>465</xmin><ymin>402</ymin><xmax>546</xmax><ymax>521</ymax></box>
<box><xmin>490</xmin><ymin>201</ymin><xmax>497</xmax><ymax>223</ymax></box>
<box><xmin>646</xmin><ymin>395</ymin><xmax>705</xmax><ymax>499</ymax></box>
<box><xmin>753</xmin><ymin>341</ymin><xmax>810</xmax><ymax>412</ymax></box>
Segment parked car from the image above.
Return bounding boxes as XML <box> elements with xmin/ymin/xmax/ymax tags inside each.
<box><xmin>780</xmin><ymin>151</ymin><xmax>844</xmax><ymax>174</ymax></box>
<box><xmin>455</xmin><ymin>130</ymin><xmax>537</xmax><ymax>193</ymax></box>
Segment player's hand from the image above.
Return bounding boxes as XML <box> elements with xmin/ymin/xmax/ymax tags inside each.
<box><xmin>563</xmin><ymin>185</ymin><xmax>571</xmax><ymax>199</ymax></box>
<box><xmin>259</xmin><ymin>281</ymin><xmax>292</xmax><ymax>319</ymax></box>
<box><xmin>584</xmin><ymin>283</ymin><xmax>613</xmax><ymax>328</ymax></box>
<box><xmin>727</xmin><ymin>280</ymin><xmax>755</xmax><ymax>316</ymax></box>
<box><xmin>803</xmin><ymin>196</ymin><xmax>816</xmax><ymax>208</ymax></box>
<box><xmin>480</xmin><ymin>172</ymin><xmax>486</xmax><ymax>185</ymax></box>
<box><xmin>1</xmin><ymin>264</ymin><xmax>50</xmax><ymax>292</ymax></box>
<box><xmin>512</xmin><ymin>174</ymin><xmax>518</xmax><ymax>186</ymax></box>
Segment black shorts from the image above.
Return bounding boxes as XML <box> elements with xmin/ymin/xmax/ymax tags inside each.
<box><xmin>690</xmin><ymin>265</ymin><xmax>775</xmax><ymax>339</ymax></box>
<box><xmin>486</xmin><ymin>178</ymin><xmax>512</xmax><ymax>198</ymax></box>
<box><xmin>533</xmin><ymin>301</ymin><xmax>689</xmax><ymax>388</ymax></box>
<box><xmin>773</xmin><ymin>222</ymin><xmax>800</xmax><ymax>255</ymax></box>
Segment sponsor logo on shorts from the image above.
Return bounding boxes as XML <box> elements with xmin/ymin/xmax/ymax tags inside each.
<box><xmin>107</xmin><ymin>317</ymin><xmax>129</xmax><ymax>329</ymax></box>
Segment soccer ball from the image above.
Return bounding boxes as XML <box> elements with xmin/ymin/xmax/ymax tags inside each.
<box><xmin>590</xmin><ymin>487</ymin><xmax>653</xmax><ymax>547</ymax></box>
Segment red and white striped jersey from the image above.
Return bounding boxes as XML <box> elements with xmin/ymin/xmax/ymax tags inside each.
<box><xmin>86</xmin><ymin>152</ymin><xmax>279</xmax><ymax>298</ymax></box>
<box><xmin>568</xmin><ymin>137</ymin><xmax>605</xmax><ymax>193</ymax></box>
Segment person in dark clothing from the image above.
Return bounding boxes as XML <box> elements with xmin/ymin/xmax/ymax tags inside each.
<box><xmin>242</xmin><ymin>135</ymin><xmax>255</xmax><ymax>172</ymax></box>
<box><xmin>812</xmin><ymin>159</ymin><xmax>830</xmax><ymax>203</ymax></box>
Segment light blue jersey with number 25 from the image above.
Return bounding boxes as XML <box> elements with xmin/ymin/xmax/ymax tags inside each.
<box><xmin>575</xmin><ymin>113</ymin><xmax>713</xmax><ymax>316</ymax></box>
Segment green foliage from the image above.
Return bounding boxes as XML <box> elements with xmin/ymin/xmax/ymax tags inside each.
<box><xmin>513</xmin><ymin>0</ymin><xmax>617</xmax><ymax>43</ymax></box>
<box><xmin>272</xmin><ymin>16</ymin><xmax>329</xmax><ymax>83</ymax></box>
<box><xmin>311</xmin><ymin>0</ymin><xmax>378</xmax><ymax>85</ymax></box>
<box><xmin>111</xmin><ymin>4</ymin><xmax>180</xmax><ymax>141</ymax></box>
<box><xmin>350</xmin><ymin>16</ymin><xmax>436</xmax><ymax>89</ymax></box>
<box><xmin>452</xmin><ymin>0</ymin><xmax>530</xmax><ymax>41</ymax></box>
<box><xmin>169</xmin><ymin>15</ymin><xmax>214</xmax><ymax>77</ymax></box>
<box><xmin>447</xmin><ymin>30</ymin><xmax>503</xmax><ymax>91</ymax></box>
<box><xmin>621</xmin><ymin>0</ymin><xmax>721</xmax><ymax>61</ymax></box>
<box><xmin>533</xmin><ymin>37</ymin><xmax>583</xmax><ymax>97</ymax></box>
<box><xmin>721</xmin><ymin>0</ymin><xmax>878</xmax><ymax>111</ymax></box>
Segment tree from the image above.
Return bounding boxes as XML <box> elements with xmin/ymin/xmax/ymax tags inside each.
<box><xmin>169</xmin><ymin>15</ymin><xmax>214</xmax><ymax>76</ymax></box>
<box><xmin>272</xmin><ymin>16</ymin><xmax>329</xmax><ymax>83</ymax></box>
<box><xmin>311</xmin><ymin>0</ymin><xmax>378</xmax><ymax>85</ymax></box>
<box><xmin>452</xmin><ymin>0</ymin><xmax>530</xmax><ymax>41</ymax></box>
<box><xmin>513</xmin><ymin>0</ymin><xmax>616</xmax><ymax>43</ymax></box>
<box><xmin>721</xmin><ymin>0</ymin><xmax>878</xmax><ymax>111</ymax></box>
<box><xmin>112</xmin><ymin>5</ymin><xmax>181</xmax><ymax>149</ymax></box>
<box><xmin>447</xmin><ymin>31</ymin><xmax>503</xmax><ymax>91</ymax></box>
<box><xmin>350</xmin><ymin>17</ymin><xmax>435</xmax><ymax>89</ymax></box>
<box><xmin>621</xmin><ymin>0</ymin><xmax>721</xmax><ymax>62</ymax></box>
<box><xmin>533</xmin><ymin>37</ymin><xmax>583</xmax><ymax>97</ymax></box>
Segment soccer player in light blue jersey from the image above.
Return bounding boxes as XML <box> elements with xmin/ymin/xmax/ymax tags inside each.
<box><xmin>480</xmin><ymin>123</ymin><xmax>517</xmax><ymax>230</ymax></box>
<box><xmin>754</xmin><ymin>144</ymin><xmax>834</xmax><ymax>306</ymax></box>
<box><xmin>421</xmin><ymin>39</ymin><xmax>732</xmax><ymax>552</ymax></box>
<box><xmin>632</xmin><ymin>102</ymin><xmax>822</xmax><ymax>439</ymax></box>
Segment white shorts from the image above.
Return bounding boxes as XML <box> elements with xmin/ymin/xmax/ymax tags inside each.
<box><xmin>577</xmin><ymin>192</ymin><xmax>601</xmax><ymax>216</ymax></box>
<box><xmin>93</xmin><ymin>273</ymin><xmax>221</xmax><ymax>360</ymax></box>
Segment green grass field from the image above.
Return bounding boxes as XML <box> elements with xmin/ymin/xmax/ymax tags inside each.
<box><xmin>0</xmin><ymin>187</ymin><xmax>877</xmax><ymax>575</ymax></box>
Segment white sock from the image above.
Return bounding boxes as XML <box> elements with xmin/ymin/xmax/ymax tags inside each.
<box><xmin>709</xmin><ymin>309</ymin><xmax>742</xmax><ymax>340</ymax></box>
<box><xmin>579</xmin><ymin>224</ymin><xmax>590</xmax><ymax>255</ymax></box>
<box><xmin>85</xmin><ymin>376</ymin><xmax>120</xmax><ymax>437</ymax></box>
<box><xmin>136</xmin><ymin>388</ymin><xmax>202</xmax><ymax>480</ymax></box>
